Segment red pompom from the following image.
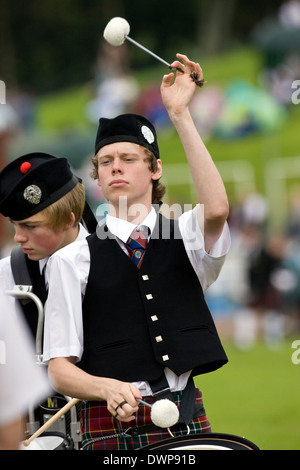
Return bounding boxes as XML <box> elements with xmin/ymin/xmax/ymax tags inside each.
<box><xmin>20</xmin><ymin>162</ymin><xmax>32</xmax><ymax>174</ymax></box>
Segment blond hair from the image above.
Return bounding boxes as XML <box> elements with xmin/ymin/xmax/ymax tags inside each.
<box><xmin>40</xmin><ymin>182</ymin><xmax>85</xmax><ymax>232</ymax></box>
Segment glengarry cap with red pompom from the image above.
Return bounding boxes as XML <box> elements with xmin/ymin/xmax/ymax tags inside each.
<box><xmin>0</xmin><ymin>152</ymin><xmax>79</xmax><ymax>220</ymax></box>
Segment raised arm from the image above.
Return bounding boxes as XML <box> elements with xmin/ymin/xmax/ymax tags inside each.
<box><xmin>160</xmin><ymin>53</ymin><xmax>229</xmax><ymax>253</ymax></box>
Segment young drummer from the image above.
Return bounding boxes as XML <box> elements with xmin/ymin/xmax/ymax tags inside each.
<box><xmin>0</xmin><ymin>152</ymin><xmax>89</xmax><ymax>337</ymax></box>
<box><xmin>43</xmin><ymin>54</ymin><xmax>231</xmax><ymax>450</ymax></box>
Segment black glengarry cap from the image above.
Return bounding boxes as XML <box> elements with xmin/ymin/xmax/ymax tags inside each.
<box><xmin>95</xmin><ymin>113</ymin><xmax>160</xmax><ymax>159</ymax></box>
<box><xmin>0</xmin><ymin>152</ymin><xmax>78</xmax><ymax>220</ymax></box>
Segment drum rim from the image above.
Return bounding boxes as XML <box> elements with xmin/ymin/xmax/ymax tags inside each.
<box><xmin>40</xmin><ymin>431</ymin><xmax>74</xmax><ymax>450</ymax></box>
<box><xmin>26</xmin><ymin>431</ymin><xmax>74</xmax><ymax>450</ymax></box>
<box><xmin>20</xmin><ymin>432</ymin><xmax>69</xmax><ymax>451</ymax></box>
<box><xmin>138</xmin><ymin>432</ymin><xmax>260</xmax><ymax>450</ymax></box>
<box><xmin>38</xmin><ymin>431</ymin><xmax>67</xmax><ymax>439</ymax></box>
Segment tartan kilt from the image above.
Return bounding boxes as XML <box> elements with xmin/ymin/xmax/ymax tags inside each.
<box><xmin>81</xmin><ymin>388</ymin><xmax>211</xmax><ymax>450</ymax></box>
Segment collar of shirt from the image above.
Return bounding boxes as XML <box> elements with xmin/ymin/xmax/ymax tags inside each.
<box><xmin>106</xmin><ymin>207</ymin><xmax>157</xmax><ymax>243</ymax></box>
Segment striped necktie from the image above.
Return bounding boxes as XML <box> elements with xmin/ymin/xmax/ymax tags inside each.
<box><xmin>125</xmin><ymin>228</ymin><xmax>149</xmax><ymax>268</ymax></box>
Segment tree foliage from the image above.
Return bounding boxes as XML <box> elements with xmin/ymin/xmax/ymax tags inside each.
<box><xmin>0</xmin><ymin>0</ymin><xmax>283</xmax><ymax>92</ymax></box>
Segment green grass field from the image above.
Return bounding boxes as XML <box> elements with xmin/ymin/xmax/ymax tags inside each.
<box><xmin>194</xmin><ymin>339</ymin><xmax>300</xmax><ymax>450</ymax></box>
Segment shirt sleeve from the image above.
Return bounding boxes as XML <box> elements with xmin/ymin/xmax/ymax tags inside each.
<box><xmin>43</xmin><ymin>241</ymin><xmax>90</xmax><ymax>363</ymax></box>
<box><xmin>0</xmin><ymin>293</ymin><xmax>50</xmax><ymax>425</ymax></box>
<box><xmin>0</xmin><ymin>255</ymin><xmax>17</xmax><ymax>293</ymax></box>
<box><xmin>178</xmin><ymin>204</ymin><xmax>231</xmax><ymax>292</ymax></box>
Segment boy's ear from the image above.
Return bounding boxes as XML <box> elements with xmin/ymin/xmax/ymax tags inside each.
<box><xmin>151</xmin><ymin>159</ymin><xmax>162</xmax><ymax>181</ymax></box>
<box><xmin>65</xmin><ymin>212</ymin><xmax>76</xmax><ymax>230</ymax></box>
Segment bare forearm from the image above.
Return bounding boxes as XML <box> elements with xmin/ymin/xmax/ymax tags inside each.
<box><xmin>48</xmin><ymin>357</ymin><xmax>104</xmax><ymax>401</ymax></box>
<box><xmin>48</xmin><ymin>357</ymin><xmax>141</xmax><ymax>422</ymax></box>
<box><xmin>170</xmin><ymin>109</ymin><xmax>228</xmax><ymax>215</ymax></box>
<box><xmin>161</xmin><ymin>54</ymin><xmax>229</xmax><ymax>250</ymax></box>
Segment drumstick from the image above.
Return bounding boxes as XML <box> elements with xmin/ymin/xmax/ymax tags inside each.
<box><xmin>23</xmin><ymin>398</ymin><xmax>80</xmax><ymax>447</ymax></box>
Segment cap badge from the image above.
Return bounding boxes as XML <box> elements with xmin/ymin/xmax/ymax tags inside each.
<box><xmin>20</xmin><ymin>162</ymin><xmax>32</xmax><ymax>174</ymax></box>
<box><xmin>23</xmin><ymin>185</ymin><xmax>42</xmax><ymax>205</ymax></box>
<box><xmin>141</xmin><ymin>125</ymin><xmax>155</xmax><ymax>145</ymax></box>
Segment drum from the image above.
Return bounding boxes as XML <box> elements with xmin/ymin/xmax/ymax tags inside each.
<box><xmin>20</xmin><ymin>432</ymin><xmax>74</xmax><ymax>450</ymax></box>
<box><xmin>38</xmin><ymin>395</ymin><xmax>69</xmax><ymax>435</ymax></box>
<box><xmin>139</xmin><ymin>433</ymin><xmax>260</xmax><ymax>450</ymax></box>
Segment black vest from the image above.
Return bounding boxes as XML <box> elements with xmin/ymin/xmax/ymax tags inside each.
<box><xmin>81</xmin><ymin>215</ymin><xmax>228</xmax><ymax>382</ymax></box>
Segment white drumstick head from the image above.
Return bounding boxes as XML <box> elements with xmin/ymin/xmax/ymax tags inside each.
<box><xmin>103</xmin><ymin>17</ymin><xmax>130</xmax><ymax>46</ymax></box>
<box><xmin>103</xmin><ymin>16</ymin><xmax>176</xmax><ymax>70</ymax></box>
<box><xmin>150</xmin><ymin>399</ymin><xmax>179</xmax><ymax>428</ymax></box>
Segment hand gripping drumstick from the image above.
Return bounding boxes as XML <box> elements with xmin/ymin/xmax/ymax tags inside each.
<box><xmin>23</xmin><ymin>398</ymin><xmax>80</xmax><ymax>447</ymax></box>
<box><xmin>24</xmin><ymin>396</ymin><xmax>179</xmax><ymax>446</ymax></box>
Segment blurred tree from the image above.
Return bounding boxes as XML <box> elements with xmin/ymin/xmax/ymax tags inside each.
<box><xmin>197</xmin><ymin>0</ymin><xmax>237</xmax><ymax>54</ymax></box>
<box><xmin>0</xmin><ymin>0</ymin><xmax>125</xmax><ymax>91</ymax></box>
<box><xmin>0</xmin><ymin>0</ymin><xmax>17</xmax><ymax>86</ymax></box>
<box><xmin>0</xmin><ymin>0</ymin><xmax>286</xmax><ymax>93</ymax></box>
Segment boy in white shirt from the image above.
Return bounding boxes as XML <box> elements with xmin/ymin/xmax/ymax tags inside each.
<box><xmin>0</xmin><ymin>152</ymin><xmax>89</xmax><ymax>338</ymax></box>
<box><xmin>44</xmin><ymin>53</ymin><xmax>230</xmax><ymax>450</ymax></box>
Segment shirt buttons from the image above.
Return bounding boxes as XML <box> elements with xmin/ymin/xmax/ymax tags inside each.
<box><xmin>142</xmin><ymin>275</ymin><xmax>149</xmax><ymax>281</ymax></box>
<box><xmin>162</xmin><ymin>355</ymin><xmax>169</xmax><ymax>362</ymax></box>
<box><xmin>146</xmin><ymin>294</ymin><xmax>153</xmax><ymax>300</ymax></box>
<box><xmin>155</xmin><ymin>335</ymin><xmax>163</xmax><ymax>342</ymax></box>
<box><xmin>151</xmin><ymin>315</ymin><xmax>158</xmax><ymax>322</ymax></box>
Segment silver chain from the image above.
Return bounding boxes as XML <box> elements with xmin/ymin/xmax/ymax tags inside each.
<box><xmin>81</xmin><ymin>430</ymin><xmax>129</xmax><ymax>450</ymax></box>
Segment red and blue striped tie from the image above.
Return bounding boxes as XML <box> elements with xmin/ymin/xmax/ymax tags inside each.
<box><xmin>125</xmin><ymin>228</ymin><xmax>148</xmax><ymax>268</ymax></box>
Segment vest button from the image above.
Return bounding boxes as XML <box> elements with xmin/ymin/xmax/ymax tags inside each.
<box><xmin>155</xmin><ymin>335</ymin><xmax>163</xmax><ymax>342</ymax></box>
<box><xmin>151</xmin><ymin>315</ymin><xmax>158</xmax><ymax>322</ymax></box>
<box><xmin>146</xmin><ymin>294</ymin><xmax>153</xmax><ymax>300</ymax></box>
<box><xmin>162</xmin><ymin>354</ymin><xmax>169</xmax><ymax>361</ymax></box>
<box><xmin>142</xmin><ymin>275</ymin><xmax>149</xmax><ymax>281</ymax></box>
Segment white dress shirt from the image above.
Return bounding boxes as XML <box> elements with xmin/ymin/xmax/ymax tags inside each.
<box><xmin>43</xmin><ymin>206</ymin><xmax>231</xmax><ymax>395</ymax></box>
<box><xmin>0</xmin><ymin>223</ymin><xmax>89</xmax><ymax>315</ymax></box>
<box><xmin>0</xmin><ymin>223</ymin><xmax>88</xmax><ymax>426</ymax></box>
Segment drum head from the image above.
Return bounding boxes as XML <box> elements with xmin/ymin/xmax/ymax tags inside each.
<box><xmin>20</xmin><ymin>432</ymin><xmax>74</xmax><ymax>450</ymax></box>
<box><xmin>139</xmin><ymin>433</ymin><xmax>259</xmax><ymax>450</ymax></box>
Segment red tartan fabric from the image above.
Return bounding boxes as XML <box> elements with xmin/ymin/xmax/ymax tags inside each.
<box><xmin>81</xmin><ymin>389</ymin><xmax>211</xmax><ymax>450</ymax></box>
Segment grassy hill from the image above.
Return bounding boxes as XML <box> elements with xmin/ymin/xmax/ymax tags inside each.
<box><xmin>195</xmin><ymin>339</ymin><xmax>300</xmax><ymax>450</ymax></box>
<box><xmin>34</xmin><ymin>46</ymin><xmax>300</xmax><ymax>214</ymax></box>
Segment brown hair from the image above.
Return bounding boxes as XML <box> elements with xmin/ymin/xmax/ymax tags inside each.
<box><xmin>91</xmin><ymin>146</ymin><xmax>166</xmax><ymax>204</ymax></box>
<box><xmin>143</xmin><ymin>148</ymin><xmax>166</xmax><ymax>204</ymax></box>
<box><xmin>39</xmin><ymin>182</ymin><xmax>85</xmax><ymax>232</ymax></box>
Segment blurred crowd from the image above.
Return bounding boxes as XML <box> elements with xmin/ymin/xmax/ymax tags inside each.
<box><xmin>205</xmin><ymin>191</ymin><xmax>300</xmax><ymax>349</ymax></box>
<box><xmin>1</xmin><ymin>187</ymin><xmax>299</xmax><ymax>351</ymax></box>
<box><xmin>1</xmin><ymin>0</ymin><xmax>300</xmax><ymax>352</ymax></box>
<box><xmin>1</xmin><ymin>0</ymin><xmax>300</xmax><ymax>450</ymax></box>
